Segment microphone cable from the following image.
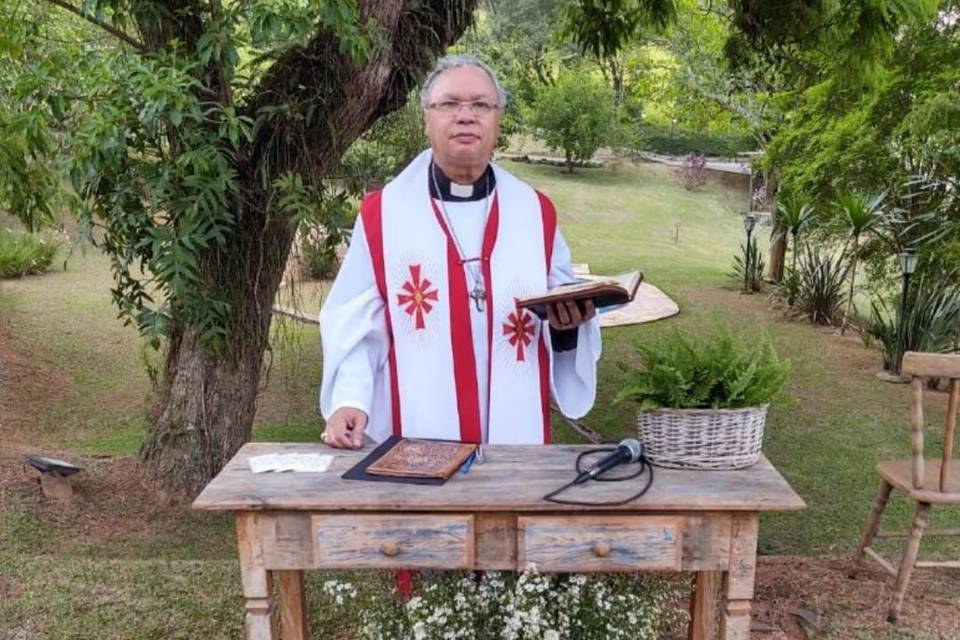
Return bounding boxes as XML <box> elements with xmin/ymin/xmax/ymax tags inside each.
<box><xmin>543</xmin><ymin>446</ymin><xmax>655</xmax><ymax>507</ymax></box>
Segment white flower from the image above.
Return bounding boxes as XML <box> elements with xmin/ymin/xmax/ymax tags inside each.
<box><xmin>412</xmin><ymin>621</ymin><xmax>427</xmax><ymax>640</ymax></box>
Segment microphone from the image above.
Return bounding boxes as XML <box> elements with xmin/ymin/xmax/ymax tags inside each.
<box><xmin>572</xmin><ymin>439</ymin><xmax>643</xmax><ymax>485</ymax></box>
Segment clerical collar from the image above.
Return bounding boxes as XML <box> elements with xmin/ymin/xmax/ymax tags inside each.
<box><xmin>428</xmin><ymin>161</ymin><xmax>496</xmax><ymax>202</ymax></box>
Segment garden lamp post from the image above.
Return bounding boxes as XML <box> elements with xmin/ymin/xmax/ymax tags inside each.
<box><xmin>742</xmin><ymin>213</ymin><xmax>757</xmax><ymax>293</ymax></box>
<box><xmin>671</xmin><ymin>117</ymin><xmax>678</xmax><ymax>140</ymax></box>
<box><xmin>893</xmin><ymin>247</ymin><xmax>919</xmax><ymax>375</ymax></box>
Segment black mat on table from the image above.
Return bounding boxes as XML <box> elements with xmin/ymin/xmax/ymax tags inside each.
<box><xmin>341</xmin><ymin>435</ymin><xmax>468</xmax><ymax>485</ymax></box>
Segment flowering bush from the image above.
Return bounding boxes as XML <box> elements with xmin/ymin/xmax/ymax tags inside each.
<box><xmin>320</xmin><ymin>565</ymin><xmax>685</xmax><ymax>640</ymax></box>
<box><xmin>673</xmin><ymin>153</ymin><xmax>707</xmax><ymax>191</ymax></box>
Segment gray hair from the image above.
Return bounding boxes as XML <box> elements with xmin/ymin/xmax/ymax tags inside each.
<box><xmin>420</xmin><ymin>54</ymin><xmax>508</xmax><ymax>111</ymax></box>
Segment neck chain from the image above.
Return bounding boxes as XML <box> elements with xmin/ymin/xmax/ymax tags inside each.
<box><xmin>431</xmin><ymin>162</ymin><xmax>492</xmax><ymax>312</ymax></box>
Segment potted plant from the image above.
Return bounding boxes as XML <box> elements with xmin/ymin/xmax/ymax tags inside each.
<box><xmin>615</xmin><ymin>327</ymin><xmax>790</xmax><ymax>469</ymax></box>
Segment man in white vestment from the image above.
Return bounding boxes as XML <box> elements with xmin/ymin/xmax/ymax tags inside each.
<box><xmin>319</xmin><ymin>54</ymin><xmax>602</xmax><ymax>449</ymax></box>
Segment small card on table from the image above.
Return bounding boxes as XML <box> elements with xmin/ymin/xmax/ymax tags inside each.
<box><xmin>248</xmin><ymin>453</ymin><xmax>335</xmax><ymax>474</ymax></box>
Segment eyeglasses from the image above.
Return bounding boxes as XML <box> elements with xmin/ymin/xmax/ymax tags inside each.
<box><xmin>427</xmin><ymin>99</ymin><xmax>500</xmax><ymax>115</ymax></box>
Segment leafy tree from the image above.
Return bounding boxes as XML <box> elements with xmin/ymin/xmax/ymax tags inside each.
<box><xmin>0</xmin><ymin>0</ymin><xmax>476</xmax><ymax>500</ymax></box>
<box><xmin>762</xmin><ymin>4</ymin><xmax>958</xmax><ymax>291</ymax></box>
<box><xmin>562</xmin><ymin>0</ymin><xmax>676</xmax><ymax>60</ymax></box>
<box><xmin>530</xmin><ymin>68</ymin><xmax>615</xmax><ymax>172</ymax></box>
<box><xmin>835</xmin><ymin>191</ymin><xmax>883</xmax><ymax>333</ymax></box>
<box><xmin>775</xmin><ymin>193</ymin><xmax>815</xmax><ymax>273</ymax></box>
<box><xmin>564</xmin><ymin>0</ymin><xmax>937</xmax><ymax>75</ymax></box>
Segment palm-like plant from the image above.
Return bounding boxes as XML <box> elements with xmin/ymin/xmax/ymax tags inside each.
<box><xmin>836</xmin><ymin>191</ymin><xmax>884</xmax><ymax>333</ymax></box>
<box><xmin>776</xmin><ymin>193</ymin><xmax>815</xmax><ymax>273</ymax></box>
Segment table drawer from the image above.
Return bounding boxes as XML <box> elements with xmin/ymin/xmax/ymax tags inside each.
<box><xmin>517</xmin><ymin>515</ymin><xmax>682</xmax><ymax>572</ymax></box>
<box><xmin>311</xmin><ymin>514</ymin><xmax>474</xmax><ymax>569</ymax></box>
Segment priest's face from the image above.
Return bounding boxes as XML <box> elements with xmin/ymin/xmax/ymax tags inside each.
<box><xmin>423</xmin><ymin>65</ymin><xmax>501</xmax><ymax>180</ymax></box>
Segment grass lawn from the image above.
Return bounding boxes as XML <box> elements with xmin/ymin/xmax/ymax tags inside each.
<box><xmin>2</xmin><ymin>159</ymin><xmax>958</xmax><ymax>638</ymax></box>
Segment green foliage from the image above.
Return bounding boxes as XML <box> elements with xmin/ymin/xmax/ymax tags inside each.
<box><xmin>774</xmin><ymin>268</ymin><xmax>803</xmax><ymax>308</ymax></box>
<box><xmin>0</xmin><ymin>0</ymin><xmax>382</xmax><ymax>352</ymax></box>
<box><xmin>0</xmin><ymin>109</ymin><xmax>62</xmax><ymax>232</ymax></box>
<box><xmin>299</xmin><ymin>195</ymin><xmax>355</xmax><ymax>282</ymax></box>
<box><xmin>275</xmin><ymin>172</ymin><xmax>356</xmax><ymax>281</ymax></box>
<box><xmin>835</xmin><ymin>191</ymin><xmax>883</xmax><ymax>238</ymax></box>
<box><xmin>564</xmin><ymin>0</ymin><xmax>935</xmax><ymax>80</ymax></box>
<box><xmin>858</xmin><ymin>275</ymin><xmax>960</xmax><ymax>370</ymax></box>
<box><xmin>340</xmin><ymin>98</ymin><xmax>428</xmax><ymax>187</ymax></box>
<box><xmin>562</xmin><ymin>0</ymin><xmax>678</xmax><ymax>59</ymax></box>
<box><xmin>530</xmin><ymin>68</ymin><xmax>615</xmax><ymax>171</ymax></box>
<box><xmin>723</xmin><ymin>0</ymin><xmax>938</xmax><ymax>77</ymax></box>
<box><xmin>776</xmin><ymin>193</ymin><xmax>814</xmax><ymax>241</ymax></box>
<box><xmin>300</xmin><ymin>234</ymin><xmax>340</xmax><ymax>280</ymax></box>
<box><xmin>0</xmin><ymin>228</ymin><xmax>60</xmax><ymax>278</ymax></box>
<box><xmin>455</xmin><ymin>0</ymin><xmax>571</xmax><ymax>135</ymax></box>
<box><xmin>761</xmin><ymin>6</ymin><xmax>958</xmax><ymax>238</ymax></box>
<box><xmin>729</xmin><ymin>236</ymin><xmax>764</xmax><ymax>292</ymax></box>
<box><xmin>775</xmin><ymin>192</ymin><xmax>815</xmax><ymax>272</ymax></box>
<box><xmin>899</xmin><ymin>89</ymin><xmax>960</xmax><ymax>256</ymax></box>
<box><xmin>615</xmin><ymin>327</ymin><xmax>790</xmax><ymax>410</ymax></box>
<box><xmin>793</xmin><ymin>243</ymin><xmax>849</xmax><ymax>325</ymax></box>
<box><xmin>631</xmin><ymin>124</ymin><xmax>757</xmax><ymax>157</ymax></box>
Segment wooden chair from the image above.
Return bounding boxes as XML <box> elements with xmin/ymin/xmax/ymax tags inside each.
<box><xmin>851</xmin><ymin>351</ymin><xmax>960</xmax><ymax>623</ymax></box>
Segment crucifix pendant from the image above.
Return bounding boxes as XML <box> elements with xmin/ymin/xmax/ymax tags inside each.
<box><xmin>470</xmin><ymin>284</ymin><xmax>485</xmax><ymax>312</ymax></box>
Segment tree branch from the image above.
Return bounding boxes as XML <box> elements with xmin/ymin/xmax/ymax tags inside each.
<box><xmin>244</xmin><ymin>0</ymin><xmax>477</xmax><ymax>185</ymax></box>
<box><xmin>43</xmin><ymin>0</ymin><xmax>147</xmax><ymax>53</ymax></box>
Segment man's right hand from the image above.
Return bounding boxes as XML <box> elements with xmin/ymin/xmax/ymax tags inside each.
<box><xmin>323</xmin><ymin>407</ymin><xmax>368</xmax><ymax>449</ymax></box>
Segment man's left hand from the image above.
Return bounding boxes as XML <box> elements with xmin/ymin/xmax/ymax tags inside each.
<box><xmin>546</xmin><ymin>299</ymin><xmax>596</xmax><ymax>331</ymax></box>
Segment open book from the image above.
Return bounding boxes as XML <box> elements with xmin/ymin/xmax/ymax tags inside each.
<box><xmin>366</xmin><ymin>438</ymin><xmax>477</xmax><ymax>479</ymax></box>
<box><xmin>515</xmin><ymin>270</ymin><xmax>644</xmax><ymax>318</ymax></box>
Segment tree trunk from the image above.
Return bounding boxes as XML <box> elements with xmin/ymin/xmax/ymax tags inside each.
<box><xmin>138</xmin><ymin>0</ymin><xmax>477</xmax><ymax>502</ymax></box>
<box><xmin>141</xmin><ymin>199</ymin><xmax>297</xmax><ymax>499</ymax></box>
<box><xmin>841</xmin><ymin>234</ymin><xmax>859</xmax><ymax>335</ymax></box>
<box><xmin>566</xmin><ymin>150</ymin><xmax>574</xmax><ymax>173</ymax></box>
<box><xmin>141</xmin><ymin>323</ymin><xmax>274</xmax><ymax>500</ymax></box>
<box><xmin>768</xmin><ymin>207</ymin><xmax>786</xmax><ymax>282</ymax></box>
<box><xmin>141</xmin><ymin>334</ymin><xmax>258</xmax><ymax>500</ymax></box>
<box><xmin>608</xmin><ymin>56</ymin><xmax>624</xmax><ymax>105</ymax></box>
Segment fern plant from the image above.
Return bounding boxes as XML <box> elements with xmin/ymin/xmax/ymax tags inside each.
<box><xmin>615</xmin><ymin>328</ymin><xmax>790</xmax><ymax>411</ymax></box>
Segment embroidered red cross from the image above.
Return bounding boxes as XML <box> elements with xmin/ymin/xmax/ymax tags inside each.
<box><xmin>397</xmin><ymin>264</ymin><xmax>438</xmax><ymax>330</ymax></box>
<box><xmin>503</xmin><ymin>309</ymin><xmax>535</xmax><ymax>361</ymax></box>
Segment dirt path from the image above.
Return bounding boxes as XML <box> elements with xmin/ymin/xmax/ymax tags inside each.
<box><xmin>751</xmin><ymin>555</ymin><xmax>960</xmax><ymax>639</ymax></box>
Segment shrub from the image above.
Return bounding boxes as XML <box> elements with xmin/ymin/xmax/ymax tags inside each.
<box><xmin>615</xmin><ymin>327</ymin><xmax>790</xmax><ymax>411</ymax></box>
<box><xmin>0</xmin><ymin>228</ymin><xmax>59</xmax><ymax>278</ymax></box>
<box><xmin>300</xmin><ymin>232</ymin><xmax>340</xmax><ymax>280</ymax></box>
<box><xmin>772</xmin><ymin>268</ymin><xmax>803</xmax><ymax>308</ymax></box>
<box><xmin>857</xmin><ymin>276</ymin><xmax>960</xmax><ymax>371</ymax></box>
<box><xmin>530</xmin><ymin>69</ymin><xmax>615</xmax><ymax>173</ymax></box>
<box><xmin>794</xmin><ymin>243</ymin><xmax>848</xmax><ymax>325</ymax></box>
<box><xmin>284</xmin><ymin>185</ymin><xmax>357</xmax><ymax>281</ymax></box>
<box><xmin>730</xmin><ymin>236</ymin><xmax>765</xmax><ymax>292</ymax></box>
<box><xmin>673</xmin><ymin>152</ymin><xmax>707</xmax><ymax>190</ymax></box>
<box><xmin>631</xmin><ymin>125</ymin><xmax>758</xmax><ymax>158</ymax></box>
<box><xmin>320</xmin><ymin>567</ymin><xmax>686</xmax><ymax>640</ymax></box>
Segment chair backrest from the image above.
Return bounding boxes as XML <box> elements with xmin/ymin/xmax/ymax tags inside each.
<box><xmin>901</xmin><ymin>352</ymin><xmax>960</xmax><ymax>492</ymax></box>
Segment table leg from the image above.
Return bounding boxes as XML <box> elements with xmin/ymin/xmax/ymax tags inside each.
<box><xmin>688</xmin><ymin>570</ymin><xmax>721</xmax><ymax>640</ymax></box>
<box><xmin>277</xmin><ymin>570</ymin><xmax>309</xmax><ymax>640</ymax></box>
<box><xmin>237</xmin><ymin>512</ymin><xmax>278</xmax><ymax>640</ymax></box>
<box><xmin>721</xmin><ymin>513</ymin><xmax>759</xmax><ymax>640</ymax></box>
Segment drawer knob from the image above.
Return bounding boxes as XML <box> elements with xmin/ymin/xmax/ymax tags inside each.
<box><xmin>593</xmin><ymin>542</ymin><xmax>611</xmax><ymax>558</ymax></box>
<box><xmin>380</xmin><ymin>542</ymin><xmax>400</xmax><ymax>557</ymax></box>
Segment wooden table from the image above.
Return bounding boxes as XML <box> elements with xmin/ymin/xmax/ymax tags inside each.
<box><xmin>193</xmin><ymin>443</ymin><xmax>804</xmax><ymax>640</ymax></box>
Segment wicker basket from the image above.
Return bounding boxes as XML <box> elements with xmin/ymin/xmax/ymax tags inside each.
<box><xmin>637</xmin><ymin>405</ymin><xmax>768</xmax><ymax>470</ymax></box>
